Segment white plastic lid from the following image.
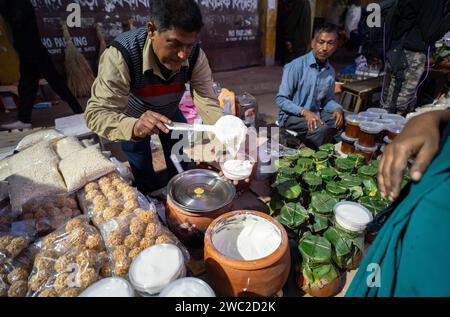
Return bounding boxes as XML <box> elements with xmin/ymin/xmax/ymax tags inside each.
<box><xmin>354</xmin><ymin>140</ymin><xmax>378</xmax><ymax>153</ymax></box>
<box><xmin>333</xmin><ymin>201</ymin><xmax>373</xmax><ymax>232</ymax></box>
<box><xmin>367</xmin><ymin>108</ymin><xmax>388</xmax><ymax>116</ymax></box>
<box><xmin>129</xmin><ymin>244</ymin><xmax>185</xmax><ymax>295</ymax></box>
<box><xmin>159</xmin><ymin>278</ymin><xmax>216</xmax><ymax>297</ymax></box>
<box><xmin>381</xmin><ymin>113</ymin><xmax>406</xmax><ymax>125</ymax></box>
<box><xmin>387</xmin><ymin>124</ymin><xmax>403</xmax><ymax>134</ymax></box>
<box><xmin>375</xmin><ymin>118</ymin><xmax>394</xmax><ymax>127</ymax></box>
<box><xmin>346</xmin><ymin>114</ymin><xmax>360</xmax><ymax>124</ymax></box>
<box><xmin>359</xmin><ymin>121</ymin><xmax>383</xmax><ymax>134</ymax></box>
<box><xmin>358</xmin><ymin>112</ymin><xmax>380</xmax><ymax>121</ymax></box>
<box><xmin>78</xmin><ymin>277</ymin><xmax>134</xmax><ymax>297</ymax></box>
<box><xmin>341</xmin><ymin>132</ymin><xmax>358</xmax><ymax>143</ymax></box>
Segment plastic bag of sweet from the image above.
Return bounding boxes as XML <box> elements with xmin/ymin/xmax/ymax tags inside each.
<box><xmin>0</xmin><ymin>247</ymin><xmax>36</xmax><ymax>297</ymax></box>
<box><xmin>77</xmin><ymin>172</ymin><xmax>152</xmax><ymax>227</ymax></box>
<box><xmin>18</xmin><ymin>195</ymin><xmax>81</xmax><ymax>237</ymax></box>
<box><xmin>98</xmin><ymin>208</ymin><xmax>189</xmax><ymax>277</ymax></box>
<box><xmin>58</xmin><ymin>145</ymin><xmax>116</xmax><ymax>193</ymax></box>
<box><xmin>27</xmin><ymin>216</ymin><xmax>108</xmax><ymax>297</ymax></box>
<box><xmin>0</xmin><ymin>234</ymin><xmax>31</xmax><ymax>263</ymax></box>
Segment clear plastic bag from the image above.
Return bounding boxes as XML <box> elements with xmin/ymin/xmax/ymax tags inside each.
<box><xmin>28</xmin><ymin>216</ymin><xmax>108</xmax><ymax>297</ymax></box>
<box><xmin>0</xmin><ymin>247</ymin><xmax>36</xmax><ymax>297</ymax></box>
<box><xmin>8</xmin><ymin>161</ymin><xmax>67</xmax><ymax>214</ymax></box>
<box><xmin>0</xmin><ymin>234</ymin><xmax>31</xmax><ymax>264</ymax></box>
<box><xmin>54</xmin><ymin>137</ymin><xmax>85</xmax><ymax>160</ymax></box>
<box><xmin>109</xmin><ymin>157</ymin><xmax>134</xmax><ymax>183</ymax></box>
<box><xmin>7</xmin><ymin>141</ymin><xmax>59</xmax><ymax>175</ymax></box>
<box><xmin>15</xmin><ymin>129</ymin><xmax>64</xmax><ymax>152</ymax></box>
<box><xmin>98</xmin><ymin>208</ymin><xmax>189</xmax><ymax>277</ymax></box>
<box><xmin>58</xmin><ymin>145</ymin><xmax>116</xmax><ymax>192</ymax></box>
<box><xmin>0</xmin><ymin>160</ymin><xmax>11</xmax><ymax>182</ymax></box>
<box><xmin>18</xmin><ymin>194</ymin><xmax>82</xmax><ymax>237</ymax></box>
<box><xmin>77</xmin><ymin>172</ymin><xmax>151</xmax><ymax>227</ymax></box>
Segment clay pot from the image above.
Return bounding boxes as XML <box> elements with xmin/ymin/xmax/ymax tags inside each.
<box><xmin>297</xmin><ymin>269</ymin><xmax>342</xmax><ymax>297</ymax></box>
<box><xmin>166</xmin><ymin>169</ymin><xmax>236</xmax><ymax>247</ymax></box>
<box><xmin>204</xmin><ymin>210</ymin><xmax>291</xmax><ymax>297</ymax></box>
<box><xmin>166</xmin><ymin>197</ymin><xmax>233</xmax><ymax>247</ymax></box>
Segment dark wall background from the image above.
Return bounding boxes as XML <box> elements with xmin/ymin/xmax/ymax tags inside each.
<box><xmin>31</xmin><ymin>0</ymin><xmax>262</xmax><ymax>72</ymax></box>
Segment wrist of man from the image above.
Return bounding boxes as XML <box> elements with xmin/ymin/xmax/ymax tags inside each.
<box><xmin>300</xmin><ymin>109</ymin><xmax>307</xmax><ymax>117</ymax></box>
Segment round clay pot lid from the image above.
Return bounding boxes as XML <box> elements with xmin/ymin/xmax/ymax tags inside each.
<box><xmin>167</xmin><ymin>169</ymin><xmax>236</xmax><ymax>213</ymax></box>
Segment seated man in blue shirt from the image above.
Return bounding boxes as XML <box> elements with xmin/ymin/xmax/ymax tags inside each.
<box><xmin>276</xmin><ymin>24</ymin><xmax>344</xmax><ymax>149</ymax></box>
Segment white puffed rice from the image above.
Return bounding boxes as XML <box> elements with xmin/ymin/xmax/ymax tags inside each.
<box><xmin>15</xmin><ymin>129</ymin><xmax>64</xmax><ymax>152</ymax></box>
<box><xmin>0</xmin><ymin>160</ymin><xmax>11</xmax><ymax>181</ymax></box>
<box><xmin>8</xmin><ymin>161</ymin><xmax>67</xmax><ymax>213</ymax></box>
<box><xmin>8</xmin><ymin>141</ymin><xmax>59</xmax><ymax>175</ymax></box>
<box><xmin>59</xmin><ymin>145</ymin><xmax>116</xmax><ymax>192</ymax></box>
<box><xmin>55</xmin><ymin>137</ymin><xmax>85</xmax><ymax>159</ymax></box>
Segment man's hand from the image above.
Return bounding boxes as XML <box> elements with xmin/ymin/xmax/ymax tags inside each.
<box><xmin>377</xmin><ymin>111</ymin><xmax>443</xmax><ymax>202</ymax></box>
<box><xmin>220</xmin><ymin>171</ymin><xmax>251</xmax><ymax>186</ymax></box>
<box><xmin>302</xmin><ymin>109</ymin><xmax>324</xmax><ymax>131</ymax></box>
<box><xmin>133</xmin><ymin>111</ymin><xmax>172</xmax><ymax>138</ymax></box>
<box><xmin>331</xmin><ymin>108</ymin><xmax>344</xmax><ymax>128</ymax></box>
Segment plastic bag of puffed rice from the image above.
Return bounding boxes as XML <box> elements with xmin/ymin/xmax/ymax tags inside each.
<box><xmin>54</xmin><ymin>137</ymin><xmax>85</xmax><ymax>160</ymax></box>
<box><xmin>8</xmin><ymin>161</ymin><xmax>67</xmax><ymax>214</ymax></box>
<box><xmin>15</xmin><ymin>129</ymin><xmax>64</xmax><ymax>152</ymax></box>
<box><xmin>58</xmin><ymin>145</ymin><xmax>116</xmax><ymax>193</ymax></box>
<box><xmin>8</xmin><ymin>141</ymin><xmax>59</xmax><ymax>175</ymax></box>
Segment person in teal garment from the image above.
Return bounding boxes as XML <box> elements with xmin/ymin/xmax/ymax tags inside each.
<box><xmin>346</xmin><ymin>109</ymin><xmax>450</xmax><ymax>297</ymax></box>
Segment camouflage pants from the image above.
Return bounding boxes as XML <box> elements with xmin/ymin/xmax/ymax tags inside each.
<box><xmin>382</xmin><ymin>49</ymin><xmax>427</xmax><ymax>112</ymax></box>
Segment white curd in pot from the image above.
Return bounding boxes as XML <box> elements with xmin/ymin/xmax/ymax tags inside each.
<box><xmin>211</xmin><ymin>214</ymin><xmax>282</xmax><ymax>261</ymax></box>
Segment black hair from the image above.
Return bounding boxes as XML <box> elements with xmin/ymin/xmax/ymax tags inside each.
<box><xmin>314</xmin><ymin>23</ymin><xmax>340</xmax><ymax>39</ymax></box>
<box><xmin>149</xmin><ymin>0</ymin><xmax>203</xmax><ymax>33</ymax></box>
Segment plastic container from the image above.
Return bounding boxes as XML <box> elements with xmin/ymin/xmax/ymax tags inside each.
<box><xmin>381</xmin><ymin>113</ymin><xmax>406</xmax><ymax>125</ymax></box>
<box><xmin>221</xmin><ymin>155</ymin><xmax>256</xmax><ymax>181</ymax></box>
<box><xmin>129</xmin><ymin>244</ymin><xmax>186</xmax><ymax>296</ymax></box>
<box><xmin>358</xmin><ymin>111</ymin><xmax>380</xmax><ymax>121</ymax></box>
<box><xmin>333</xmin><ymin>201</ymin><xmax>373</xmax><ymax>232</ymax></box>
<box><xmin>79</xmin><ymin>277</ymin><xmax>135</xmax><ymax>297</ymax></box>
<box><xmin>375</xmin><ymin>118</ymin><xmax>394</xmax><ymax>143</ymax></box>
<box><xmin>354</xmin><ymin>141</ymin><xmax>378</xmax><ymax>162</ymax></box>
<box><xmin>366</xmin><ymin>108</ymin><xmax>388</xmax><ymax>118</ymax></box>
<box><xmin>340</xmin><ymin>133</ymin><xmax>358</xmax><ymax>154</ymax></box>
<box><xmin>386</xmin><ymin>124</ymin><xmax>403</xmax><ymax>140</ymax></box>
<box><xmin>358</xmin><ymin>122</ymin><xmax>383</xmax><ymax>147</ymax></box>
<box><xmin>344</xmin><ymin>114</ymin><xmax>361</xmax><ymax>139</ymax></box>
<box><xmin>236</xmin><ymin>93</ymin><xmax>258</xmax><ymax>127</ymax></box>
<box><xmin>204</xmin><ymin>210</ymin><xmax>290</xmax><ymax>297</ymax></box>
<box><xmin>159</xmin><ymin>277</ymin><xmax>215</xmax><ymax>297</ymax></box>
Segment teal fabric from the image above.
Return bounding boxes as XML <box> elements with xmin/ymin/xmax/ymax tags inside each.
<box><xmin>346</xmin><ymin>124</ymin><xmax>450</xmax><ymax>297</ymax></box>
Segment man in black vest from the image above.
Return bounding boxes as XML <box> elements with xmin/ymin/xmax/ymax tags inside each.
<box><xmin>85</xmin><ymin>0</ymin><xmax>223</xmax><ymax>194</ymax></box>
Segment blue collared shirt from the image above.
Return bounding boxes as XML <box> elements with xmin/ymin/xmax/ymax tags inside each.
<box><xmin>276</xmin><ymin>51</ymin><xmax>343</xmax><ymax>126</ymax></box>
